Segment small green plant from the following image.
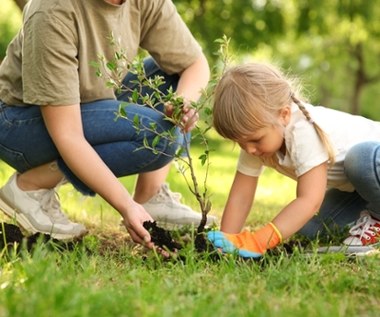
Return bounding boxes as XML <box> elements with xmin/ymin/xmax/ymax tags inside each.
<box><xmin>93</xmin><ymin>35</ymin><xmax>232</xmax><ymax>238</ymax></box>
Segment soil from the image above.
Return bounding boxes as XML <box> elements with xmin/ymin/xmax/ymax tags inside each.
<box><xmin>143</xmin><ymin>220</ymin><xmax>182</xmax><ymax>251</ymax></box>
<box><xmin>0</xmin><ymin>222</ymin><xmax>78</xmax><ymax>253</ymax></box>
<box><xmin>143</xmin><ymin>220</ymin><xmax>219</xmax><ymax>260</ymax></box>
<box><xmin>194</xmin><ymin>231</ymin><xmax>211</xmax><ymax>253</ymax></box>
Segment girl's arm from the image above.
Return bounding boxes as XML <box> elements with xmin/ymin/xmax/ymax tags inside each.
<box><xmin>41</xmin><ymin>104</ymin><xmax>154</xmax><ymax>247</ymax></box>
<box><xmin>220</xmin><ymin>171</ymin><xmax>259</xmax><ymax>233</ymax></box>
<box><xmin>207</xmin><ymin>162</ymin><xmax>328</xmax><ymax>258</ymax></box>
<box><xmin>272</xmin><ymin>162</ymin><xmax>328</xmax><ymax>239</ymax></box>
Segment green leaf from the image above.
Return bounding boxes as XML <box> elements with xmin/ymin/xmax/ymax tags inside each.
<box><xmin>152</xmin><ymin>135</ymin><xmax>160</xmax><ymax>148</ymax></box>
<box><xmin>133</xmin><ymin>114</ymin><xmax>140</xmax><ymax>127</ymax></box>
<box><xmin>106</xmin><ymin>62</ymin><xmax>116</xmax><ymax>71</ymax></box>
<box><xmin>119</xmin><ymin>104</ymin><xmax>127</xmax><ymax>117</ymax></box>
<box><xmin>199</xmin><ymin>153</ymin><xmax>208</xmax><ymax>166</ymax></box>
<box><xmin>204</xmin><ymin>107</ymin><xmax>213</xmax><ymax>116</ymax></box>
<box><xmin>149</xmin><ymin>122</ymin><xmax>157</xmax><ymax>130</ymax></box>
<box><xmin>132</xmin><ymin>90</ymin><xmax>139</xmax><ymax>103</ymax></box>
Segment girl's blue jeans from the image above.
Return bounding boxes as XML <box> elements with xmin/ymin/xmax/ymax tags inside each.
<box><xmin>299</xmin><ymin>141</ymin><xmax>380</xmax><ymax>239</ymax></box>
<box><xmin>0</xmin><ymin>58</ymin><xmax>183</xmax><ymax>195</ymax></box>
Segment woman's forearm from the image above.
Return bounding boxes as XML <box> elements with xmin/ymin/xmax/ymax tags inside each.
<box><xmin>176</xmin><ymin>53</ymin><xmax>210</xmax><ymax>101</ymax></box>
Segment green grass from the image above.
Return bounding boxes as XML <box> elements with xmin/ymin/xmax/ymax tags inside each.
<box><xmin>0</xmin><ymin>133</ymin><xmax>379</xmax><ymax>317</ymax></box>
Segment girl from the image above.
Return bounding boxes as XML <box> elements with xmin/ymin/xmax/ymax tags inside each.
<box><xmin>207</xmin><ymin>62</ymin><xmax>380</xmax><ymax>258</ymax></box>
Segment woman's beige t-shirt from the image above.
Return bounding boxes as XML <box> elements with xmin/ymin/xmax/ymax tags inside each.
<box><xmin>0</xmin><ymin>0</ymin><xmax>202</xmax><ymax>106</ymax></box>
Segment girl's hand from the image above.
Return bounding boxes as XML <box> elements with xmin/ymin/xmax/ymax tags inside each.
<box><xmin>207</xmin><ymin>223</ymin><xmax>282</xmax><ymax>259</ymax></box>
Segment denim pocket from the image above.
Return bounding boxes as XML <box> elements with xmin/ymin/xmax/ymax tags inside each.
<box><xmin>0</xmin><ymin>143</ymin><xmax>31</xmax><ymax>172</ymax></box>
<box><xmin>0</xmin><ymin>104</ymin><xmax>42</xmax><ymax>126</ymax></box>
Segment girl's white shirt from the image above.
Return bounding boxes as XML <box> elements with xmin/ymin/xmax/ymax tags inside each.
<box><xmin>237</xmin><ymin>103</ymin><xmax>380</xmax><ymax>192</ymax></box>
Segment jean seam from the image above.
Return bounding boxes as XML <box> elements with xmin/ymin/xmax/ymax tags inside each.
<box><xmin>372</xmin><ymin>145</ymin><xmax>380</xmax><ymax>187</ymax></box>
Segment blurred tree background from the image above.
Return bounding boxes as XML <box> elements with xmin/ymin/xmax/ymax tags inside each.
<box><xmin>2</xmin><ymin>0</ymin><xmax>380</xmax><ymax>119</ymax></box>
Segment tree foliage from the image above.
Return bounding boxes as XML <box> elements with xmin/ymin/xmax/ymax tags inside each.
<box><xmin>174</xmin><ymin>0</ymin><xmax>380</xmax><ymax>118</ymax></box>
<box><xmin>173</xmin><ymin>0</ymin><xmax>286</xmax><ymax>61</ymax></box>
<box><xmin>290</xmin><ymin>0</ymin><xmax>380</xmax><ymax>116</ymax></box>
<box><xmin>2</xmin><ymin>0</ymin><xmax>380</xmax><ymax>118</ymax></box>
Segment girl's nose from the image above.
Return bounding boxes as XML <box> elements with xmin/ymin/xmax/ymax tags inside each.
<box><xmin>245</xmin><ymin>144</ymin><xmax>257</xmax><ymax>155</ymax></box>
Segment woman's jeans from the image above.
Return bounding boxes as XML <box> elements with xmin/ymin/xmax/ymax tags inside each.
<box><xmin>299</xmin><ymin>141</ymin><xmax>380</xmax><ymax>239</ymax></box>
<box><xmin>0</xmin><ymin>58</ymin><xmax>183</xmax><ymax>195</ymax></box>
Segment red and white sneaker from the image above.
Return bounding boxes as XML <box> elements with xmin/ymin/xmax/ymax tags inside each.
<box><xmin>343</xmin><ymin>210</ymin><xmax>380</xmax><ymax>246</ymax></box>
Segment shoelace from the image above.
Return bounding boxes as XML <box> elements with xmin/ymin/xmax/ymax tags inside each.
<box><xmin>160</xmin><ymin>184</ymin><xmax>182</xmax><ymax>202</ymax></box>
<box><xmin>348</xmin><ymin>213</ymin><xmax>380</xmax><ymax>241</ymax></box>
<box><xmin>37</xmin><ymin>189</ymin><xmax>68</xmax><ymax>222</ymax></box>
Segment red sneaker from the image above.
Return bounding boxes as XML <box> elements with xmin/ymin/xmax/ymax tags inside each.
<box><xmin>343</xmin><ymin>211</ymin><xmax>380</xmax><ymax>246</ymax></box>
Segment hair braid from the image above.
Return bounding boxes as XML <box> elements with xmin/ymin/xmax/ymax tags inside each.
<box><xmin>291</xmin><ymin>95</ymin><xmax>335</xmax><ymax>165</ymax></box>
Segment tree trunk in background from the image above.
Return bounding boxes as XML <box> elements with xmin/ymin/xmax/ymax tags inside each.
<box><xmin>351</xmin><ymin>44</ymin><xmax>365</xmax><ymax>115</ymax></box>
<box><xmin>13</xmin><ymin>0</ymin><xmax>28</xmax><ymax>11</ymax></box>
<box><xmin>351</xmin><ymin>43</ymin><xmax>380</xmax><ymax>115</ymax></box>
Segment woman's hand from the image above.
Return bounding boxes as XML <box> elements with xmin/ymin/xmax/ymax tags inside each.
<box><xmin>164</xmin><ymin>100</ymin><xmax>199</xmax><ymax>132</ymax></box>
<box><xmin>121</xmin><ymin>202</ymin><xmax>170</xmax><ymax>257</ymax></box>
<box><xmin>165</xmin><ymin>101</ymin><xmax>199</xmax><ymax>132</ymax></box>
<box><xmin>121</xmin><ymin>201</ymin><xmax>154</xmax><ymax>246</ymax></box>
<box><xmin>180</xmin><ymin>105</ymin><xmax>199</xmax><ymax>132</ymax></box>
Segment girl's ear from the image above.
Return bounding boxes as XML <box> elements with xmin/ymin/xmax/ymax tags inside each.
<box><xmin>279</xmin><ymin>106</ymin><xmax>291</xmax><ymax>126</ymax></box>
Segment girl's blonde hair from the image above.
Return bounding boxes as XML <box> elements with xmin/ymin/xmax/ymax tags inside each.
<box><xmin>213</xmin><ymin>62</ymin><xmax>335</xmax><ymax>164</ymax></box>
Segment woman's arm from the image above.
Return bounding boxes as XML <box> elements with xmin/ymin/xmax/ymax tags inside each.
<box><xmin>221</xmin><ymin>171</ymin><xmax>259</xmax><ymax>233</ymax></box>
<box><xmin>41</xmin><ymin>104</ymin><xmax>154</xmax><ymax>246</ymax></box>
<box><xmin>174</xmin><ymin>53</ymin><xmax>210</xmax><ymax>132</ymax></box>
<box><xmin>176</xmin><ymin>53</ymin><xmax>210</xmax><ymax>101</ymax></box>
<box><xmin>272</xmin><ymin>162</ymin><xmax>328</xmax><ymax>239</ymax></box>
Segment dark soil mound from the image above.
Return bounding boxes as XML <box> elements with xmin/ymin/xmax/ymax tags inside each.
<box><xmin>0</xmin><ymin>222</ymin><xmax>78</xmax><ymax>253</ymax></box>
<box><xmin>143</xmin><ymin>220</ymin><xmax>219</xmax><ymax>261</ymax></box>
<box><xmin>143</xmin><ymin>220</ymin><xmax>182</xmax><ymax>251</ymax></box>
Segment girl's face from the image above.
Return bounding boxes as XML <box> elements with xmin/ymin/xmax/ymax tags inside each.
<box><xmin>237</xmin><ymin>106</ymin><xmax>290</xmax><ymax>157</ymax></box>
<box><xmin>237</xmin><ymin>124</ymin><xmax>285</xmax><ymax>157</ymax></box>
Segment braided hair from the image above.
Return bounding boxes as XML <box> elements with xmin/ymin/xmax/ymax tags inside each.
<box><xmin>291</xmin><ymin>95</ymin><xmax>335</xmax><ymax>164</ymax></box>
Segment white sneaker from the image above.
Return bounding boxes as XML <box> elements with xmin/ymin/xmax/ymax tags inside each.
<box><xmin>343</xmin><ymin>210</ymin><xmax>380</xmax><ymax>246</ymax></box>
<box><xmin>0</xmin><ymin>173</ymin><xmax>87</xmax><ymax>240</ymax></box>
<box><xmin>142</xmin><ymin>183</ymin><xmax>218</xmax><ymax>229</ymax></box>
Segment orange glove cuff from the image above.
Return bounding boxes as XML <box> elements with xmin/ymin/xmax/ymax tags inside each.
<box><xmin>225</xmin><ymin>222</ymin><xmax>282</xmax><ymax>254</ymax></box>
<box><xmin>268</xmin><ymin>222</ymin><xmax>283</xmax><ymax>243</ymax></box>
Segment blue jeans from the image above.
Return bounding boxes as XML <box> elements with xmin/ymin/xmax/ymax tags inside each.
<box><xmin>298</xmin><ymin>141</ymin><xmax>380</xmax><ymax>239</ymax></box>
<box><xmin>0</xmin><ymin>58</ymin><xmax>183</xmax><ymax>195</ymax></box>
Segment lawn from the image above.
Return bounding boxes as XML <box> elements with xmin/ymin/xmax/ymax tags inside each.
<box><xmin>0</xmin><ymin>132</ymin><xmax>379</xmax><ymax>317</ymax></box>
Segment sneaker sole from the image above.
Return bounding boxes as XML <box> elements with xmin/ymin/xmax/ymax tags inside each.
<box><xmin>317</xmin><ymin>245</ymin><xmax>380</xmax><ymax>255</ymax></box>
<box><xmin>0</xmin><ymin>195</ymin><xmax>39</xmax><ymax>234</ymax></box>
<box><xmin>0</xmin><ymin>195</ymin><xmax>87</xmax><ymax>240</ymax></box>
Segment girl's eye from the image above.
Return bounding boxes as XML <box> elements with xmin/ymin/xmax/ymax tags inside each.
<box><xmin>249</xmin><ymin>138</ymin><xmax>261</xmax><ymax>144</ymax></box>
